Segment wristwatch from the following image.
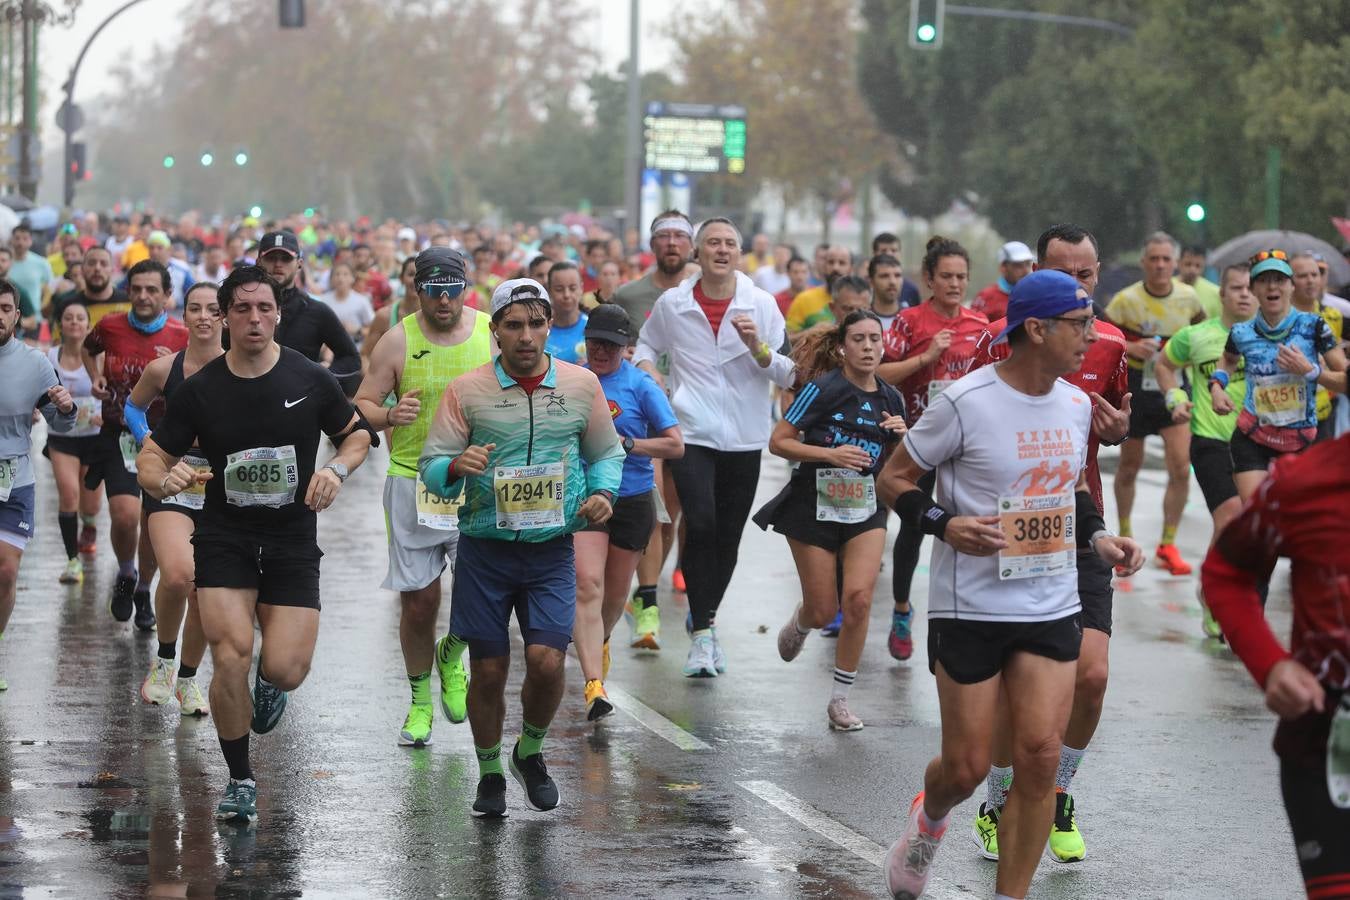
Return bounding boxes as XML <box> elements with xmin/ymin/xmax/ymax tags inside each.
<box><xmin>323</xmin><ymin>462</ymin><xmax>349</xmax><ymax>483</ymax></box>
<box><xmin>621</xmin><ymin>435</ymin><xmax>636</xmax><ymax>454</ymax></box>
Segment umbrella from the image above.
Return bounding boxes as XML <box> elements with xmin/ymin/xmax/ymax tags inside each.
<box><xmin>1208</xmin><ymin>230</ymin><xmax>1350</xmax><ymax>291</ymax></box>
<box><xmin>24</xmin><ymin>205</ymin><xmax>58</xmax><ymax>232</ymax></box>
<box><xmin>0</xmin><ymin>203</ymin><xmax>19</xmax><ymax>241</ymax></box>
<box><xmin>0</xmin><ymin>193</ymin><xmax>33</xmax><ymax>212</ymax></box>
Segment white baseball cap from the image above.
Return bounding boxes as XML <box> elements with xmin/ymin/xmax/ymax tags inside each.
<box><xmin>998</xmin><ymin>241</ymin><xmax>1035</xmax><ymax>264</ymax></box>
<box><xmin>490</xmin><ymin>277</ymin><xmax>552</xmax><ymax>318</ymax></box>
<box><xmin>397</xmin><ymin>226</ymin><xmax>416</xmax><ymax>242</ymax></box>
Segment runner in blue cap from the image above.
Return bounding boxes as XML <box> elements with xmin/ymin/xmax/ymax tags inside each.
<box><xmin>876</xmin><ymin>269</ymin><xmax>1143</xmax><ymax>900</ymax></box>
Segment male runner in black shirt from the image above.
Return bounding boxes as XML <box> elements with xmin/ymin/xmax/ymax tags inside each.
<box><xmin>137</xmin><ymin>265</ymin><xmax>373</xmax><ymax>825</ymax></box>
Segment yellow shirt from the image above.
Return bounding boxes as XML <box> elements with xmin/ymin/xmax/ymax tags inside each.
<box><xmin>48</xmin><ymin>251</ymin><xmax>67</xmax><ymax>279</ymax></box>
<box><xmin>1105</xmin><ymin>281</ymin><xmax>1204</xmax><ymax>370</ymax></box>
<box><xmin>785</xmin><ymin>285</ymin><xmax>832</xmax><ymax>333</ymax></box>
<box><xmin>1312</xmin><ymin>302</ymin><xmax>1343</xmax><ymax>422</ymax></box>
<box><xmin>120</xmin><ymin>241</ymin><xmax>149</xmax><ymax>270</ymax></box>
<box><xmin>1177</xmin><ymin>275</ymin><xmax>1221</xmax><ymax>321</ymax></box>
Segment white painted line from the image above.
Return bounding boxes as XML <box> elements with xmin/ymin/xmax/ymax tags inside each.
<box><xmin>738</xmin><ymin>779</ymin><xmax>885</xmax><ymax>866</ymax></box>
<box><xmin>737</xmin><ymin>780</ymin><xmax>972</xmax><ymax>899</ymax></box>
<box><xmin>606</xmin><ymin>685</ymin><xmax>712</xmax><ymax>751</ymax></box>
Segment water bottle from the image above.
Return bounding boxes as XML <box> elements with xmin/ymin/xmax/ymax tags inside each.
<box><xmin>1328</xmin><ymin>694</ymin><xmax>1350</xmax><ymax>809</ymax></box>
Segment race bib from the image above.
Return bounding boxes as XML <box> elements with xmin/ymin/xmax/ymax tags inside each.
<box><xmin>1141</xmin><ymin>357</ymin><xmax>1160</xmax><ymax>392</ymax></box>
<box><xmin>416</xmin><ymin>477</ymin><xmax>461</xmax><ymax>531</ymax></box>
<box><xmin>997</xmin><ymin>491</ymin><xmax>1076</xmax><ymax>581</ymax></box>
<box><xmin>224</xmin><ymin>445</ymin><xmax>299</xmax><ymax>508</ymax></box>
<box><xmin>493</xmin><ymin>462</ymin><xmax>565</xmax><ymax>530</ymax></box>
<box><xmin>928</xmin><ymin>380</ymin><xmax>957</xmax><ymax>404</ymax></box>
<box><xmin>1251</xmin><ymin>373</ymin><xmax>1306</xmax><ymax>427</ymax></box>
<box><xmin>164</xmin><ymin>453</ymin><xmax>209</xmax><ymax>511</ymax></box>
<box><xmin>71</xmin><ymin>397</ymin><xmax>100</xmax><ymax>437</ymax></box>
<box><xmin>814</xmin><ymin>468</ymin><xmax>876</xmax><ymax>524</ymax></box>
<box><xmin>0</xmin><ymin>458</ymin><xmax>14</xmax><ymax>503</ymax></box>
<box><xmin>118</xmin><ymin>431</ymin><xmax>139</xmax><ymax>474</ymax></box>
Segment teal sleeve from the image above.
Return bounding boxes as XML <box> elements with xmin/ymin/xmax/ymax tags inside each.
<box><xmin>418</xmin><ymin>456</ymin><xmax>464</xmax><ymax>500</ymax></box>
<box><xmin>584</xmin><ymin>445</ymin><xmax>624</xmax><ymax>497</ymax></box>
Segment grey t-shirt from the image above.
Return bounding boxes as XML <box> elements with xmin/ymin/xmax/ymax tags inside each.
<box><xmin>0</xmin><ymin>337</ymin><xmax>74</xmax><ymax>488</ymax></box>
<box><xmin>613</xmin><ymin>273</ymin><xmax>669</xmax><ymax>333</ymax></box>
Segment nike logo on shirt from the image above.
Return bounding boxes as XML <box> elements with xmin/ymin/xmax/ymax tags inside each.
<box><xmin>284</xmin><ymin>397</ymin><xmax>308</xmax><ymax>408</ymax></box>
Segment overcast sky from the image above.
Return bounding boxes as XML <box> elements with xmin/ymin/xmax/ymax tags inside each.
<box><xmin>40</xmin><ymin>0</ymin><xmax>676</xmax><ymax>121</ymax></box>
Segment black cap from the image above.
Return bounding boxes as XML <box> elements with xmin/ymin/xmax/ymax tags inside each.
<box><xmin>584</xmin><ymin>303</ymin><xmax>634</xmax><ymax>346</ymax></box>
<box><xmin>258</xmin><ymin>230</ymin><xmax>300</xmax><ymax>258</ymax></box>
<box><xmin>414</xmin><ymin>246</ymin><xmax>468</xmax><ymax>285</ymax></box>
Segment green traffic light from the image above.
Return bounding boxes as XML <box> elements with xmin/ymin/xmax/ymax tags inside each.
<box><xmin>1186</xmin><ymin>203</ymin><xmax>1206</xmax><ymax>223</ymax></box>
<box><xmin>249</xmin><ymin>205</ymin><xmax>263</xmax><ymax>218</ymax></box>
<box><xmin>235</xmin><ymin>152</ymin><xmax>248</xmax><ymax>166</ymax></box>
<box><xmin>916</xmin><ymin>23</ymin><xmax>937</xmax><ymax>42</ymax></box>
<box><xmin>200</xmin><ymin>152</ymin><xmax>214</xmax><ymax>167</ymax></box>
<box><xmin>163</xmin><ymin>156</ymin><xmax>175</xmax><ymax>169</ymax></box>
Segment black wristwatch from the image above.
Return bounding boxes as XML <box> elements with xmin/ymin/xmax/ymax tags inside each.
<box><xmin>621</xmin><ymin>435</ymin><xmax>636</xmax><ymax>454</ymax></box>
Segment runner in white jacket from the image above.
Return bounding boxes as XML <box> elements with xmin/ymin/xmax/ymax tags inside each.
<box><xmin>634</xmin><ymin>217</ymin><xmax>795</xmax><ymax>678</ymax></box>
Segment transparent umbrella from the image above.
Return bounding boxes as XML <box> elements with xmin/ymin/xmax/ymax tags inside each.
<box><xmin>1208</xmin><ymin>230</ymin><xmax>1350</xmax><ymax>290</ymax></box>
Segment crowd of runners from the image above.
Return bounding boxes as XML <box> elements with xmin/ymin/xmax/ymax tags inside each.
<box><xmin>0</xmin><ymin>206</ymin><xmax>1346</xmax><ymax>899</ymax></box>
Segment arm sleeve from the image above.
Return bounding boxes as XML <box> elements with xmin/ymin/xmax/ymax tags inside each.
<box><xmin>315</xmin><ymin>302</ymin><xmax>362</xmax><ymax>397</ymax></box>
<box><xmin>418</xmin><ymin>378</ymin><xmax>471</xmax><ymax>499</ymax></box>
<box><xmin>315</xmin><ymin>368</ymin><xmax>357</xmax><ymax>437</ymax></box>
<box><xmin>632</xmin><ymin>296</ymin><xmax>669</xmax><ymax>366</ymax></box>
<box><xmin>636</xmin><ymin>373</ymin><xmax>679</xmax><ymax>432</ymax></box>
<box><xmin>1201</xmin><ymin>479</ymin><xmax>1288</xmax><ymax>686</ymax></box>
<box><xmin>1163</xmin><ymin>326</ymin><xmax>1191</xmax><ymax>367</ymax></box>
<box><xmin>579</xmin><ymin>376</ymin><xmax>625</xmax><ymax>496</ymax></box>
<box><xmin>35</xmin><ymin>360</ymin><xmax>75</xmax><ymax>434</ymax></box>
<box><xmin>149</xmin><ymin>385</ymin><xmax>198</xmax><ymax>458</ymax></box>
<box><xmin>901</xmin><ymin>393</ymin><xmax>962</xmax><ymax>472</ymax></box>
<box><xmin>123</xmin><ymin>399</ymin><xmax>151</xmax><ymax>444</ymax></box>
<box><xmin>1316</xmin><ymin>318</ymin><xmax>1338</xmax><ymax>355</ymax></box>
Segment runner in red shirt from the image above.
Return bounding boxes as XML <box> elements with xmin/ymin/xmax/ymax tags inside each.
<box><xmin>1201</xmin><ymin>433</ymin><xmax>1350</xmax><ymax>899</ymax></box>
<box><xmin>82</xmin><ymin>260</ymin><xmax>189</xmax><ymax>631</ymax></box>
<box><xmin>963</xmin><ymin>224</ymin><xmax>1135</xmax><ymax>864</ymax></box>
<box><xmin>875</xmin><ymin>237</ymin><xmax>986</xmax><ymax>664</ymax></box>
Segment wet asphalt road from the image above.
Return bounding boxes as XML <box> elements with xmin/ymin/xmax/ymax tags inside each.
<box><xmin>0</xmin><ymin>434</ymin><xmax>1304</xmax><ymax>899</ymax></box>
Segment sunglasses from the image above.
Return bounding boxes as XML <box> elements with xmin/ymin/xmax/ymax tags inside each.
<box><xmin>420</xmin><ymin>281</ymin><xmax>466</xmax><ymax>299</ymax></box>
<box><xmin>1249</xmin><ymin>249</ymin><xmax>1289</xmax><ymax>264</ymax></box>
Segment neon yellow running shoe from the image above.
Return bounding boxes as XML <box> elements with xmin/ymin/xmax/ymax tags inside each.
<box><xmin>1048</xmin><ymin>792</ymin><xmax>1086</xmax><ymax>862</ymax></box>
<box><xmin>140</xmin><ymin>657</ymin><xmax>175</xmax><ymax>705</ymax></box>
<box><xmin>971</xmin><ymin>802</ymin><xmax>999</xmax><ymax>860</ymax></box>
<box><xmin>435</xmin><ymin>635</ymin><xmax>468</xmax><ymax>724</ymax></box>
<box><xmin>399</xmin><ymin>704</ymin><xmax>434</xmax><ymax>747</ymax></box>
<box><xmin>631</xmin><ymin>601</ymin><xmax>661</xmax><ymax>650</ymax></box>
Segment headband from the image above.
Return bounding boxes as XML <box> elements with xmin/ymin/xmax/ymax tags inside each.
<box><xmin>651</xmin><ymin>217</ymin><xmax>694</xmax><ymax>239</ymax></box>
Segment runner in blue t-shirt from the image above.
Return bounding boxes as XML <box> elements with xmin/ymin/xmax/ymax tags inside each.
<box><xmin>572</xmin><ymin>305</ymin><xmax>683</xmax><ymax>719</ymax></box>
<box><xmin>1210</xmin><ymin>250</ymin><xmax>1345</xmax><ymax>503</ymax></box>
<box><xmin>544</xmin><ymin>261</ymin><xmax>589</xmax><ymax>363</ymax></box>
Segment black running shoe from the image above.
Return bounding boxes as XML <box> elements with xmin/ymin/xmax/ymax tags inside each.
<box><xmin>471</xmin><ymin>773</ymin><xmax>508</xmax><ymax>819</ymax></box>
<box><xmin>132</xmin><ymin>590</ymin><xmax>156</xmax><ymax>632</ymax></box>
<box><xmin>509</xmin><ymin>745</ymin><xmax>559</xmax><ymax>811</ymax></box>
<box><xmin>110</xmin><ymin>575</ymin><xmax>136</xmax><ymax>622</ymax></box>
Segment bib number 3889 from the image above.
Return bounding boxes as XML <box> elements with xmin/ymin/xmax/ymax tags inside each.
<box><xmin>224</xmin><ymin>445</ymin><xmax>299</xmax><ymax>508</ymax></box>
<box><xmin>997</xmin><ymin>491</ymin><xmax>1075</xmax><ymax>580</ymax></box>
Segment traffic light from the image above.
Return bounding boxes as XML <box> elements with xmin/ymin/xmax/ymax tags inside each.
<box><xmin>234</xmin><ymin>151</ymin><xmax>249</xmax><ymax>166</ymax></box>
<box><xmin>279</xmin><ymin>0</ymin><xmax>304</xmax><ymax>28</ymax></box>
<box><xmin>163</xmin><ymin>155</ymin><xmax>175</xmax><ymax>169</ymax></box>
<box><xmin>70</xmin><ymin>142</ymin><xmax>87</xmax><ymax>180</ymax></box>
<box><xmin>249</xmin><ymin>205</ymin><xmax>263</xmax><ymax>218</ymax></box>
<box><xmin>200</xmin><ymin>152</ymin><xmax>214</xmax><ymax>167</ymax></box>
<box><xmin>1186</xmin><ymin>202</ymin><xmax>1206</xmax><ymax>223</ymax></box>
<box><xmin>909</xmin><ymin>0</ymin><xmax>945</xmax><ymax>49</ymax></box>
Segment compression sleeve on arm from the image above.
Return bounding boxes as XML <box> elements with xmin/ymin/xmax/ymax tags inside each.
<box><xmin>123</xmin><ymin>399</ymin><xmax>151</xmax><ymax>445</ymax></box>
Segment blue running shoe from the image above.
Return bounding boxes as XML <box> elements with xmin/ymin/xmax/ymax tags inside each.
<box><xmin>251</xmin><ymin>669</ymin><xmax>288</xmax><ymax>734</ymax></box>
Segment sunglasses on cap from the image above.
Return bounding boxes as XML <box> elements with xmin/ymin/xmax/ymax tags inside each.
<box><xmin>420</xmin><ymin>280</ymin><xmax>466</xmax><ymax>299</ymax></box>
<box><xmin>1249</xmin><ymin>249</ymin><xmax>1289</xmax><ymax>264</ymax></box>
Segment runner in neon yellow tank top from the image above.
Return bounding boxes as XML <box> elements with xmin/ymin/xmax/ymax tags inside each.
<box><xmin>355</xmin><ymin>248</ymin><xmax>491</xmax><ymax>748</ymax></box>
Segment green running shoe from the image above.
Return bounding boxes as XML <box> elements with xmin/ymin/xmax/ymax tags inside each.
<box><xmin>1197</xmin><ymin>583</ymin><xmax>1223</xmax><ymax>640</ymax></box>
<box><xmin>436</xmin><ymin>635</ymin><xmax>468</xmax><ymax>724</ymax></box>
<box><xmin>215</xmin><ymin>778</ymin><xmax>258</xmax><ymax>824</ymax></box>
<box><xmin>399</xmin><ymin>703</ymin><xmax>434</xmax><ymax>747</ymax></box>
<box><xmin>250</xmin><ymin>670</ymin><xmax>288</xmax><ymax>734</ymax></box>
<box><xmin>1048</xmin><ymin>792</ymin><xmax>1086</xmax><ymax>863</ymax></box>
<box><xmin>971</xmin><ymin>802</ymin><xmax>999</xmax><ymax>860</ymax></box>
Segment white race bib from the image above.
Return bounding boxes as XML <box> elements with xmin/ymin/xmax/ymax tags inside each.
<box><xmin>224</xmin><ymin>446</ymin><xmax>299</xmax><ymax>508</ymax></box>
<box><xmin>118</xmin><ymin>431</ymin><xmax>139</xmax><ymax>474</ymax></box>
<box><xmin>1251</xmin><ymin>373</ymin><xmax>1307</xmax><ymax>427</ymax></box>
<box><xmin>163</xmin><ymin>453</ymin><xmax>209</xmax><ymax>511</ymax></box>
<box><xmin>71</xmin><ymin>397</ymin><xmax>100</xmax><ymax>438</ymax></box>
<box><xmin>928</xmin><ymin>379</ymin><xmax>957</xmax><ymax>404</ymax></box>
<box><xmin>997</xmin><ymin>491</ymin><xmax>1076</xmax><ymax>581</ymax></box>
<box><xmin>416</xmin><ymin>477</ymin><xmax>461</xmax><ymax>531</ymax></box>
<box><xmin>0</xmin><ymin>458</ymin><xmax>14</xmax><ymax>503</ymax></box>
<box><xmin>814</xmin><ymin>468</ymin><xmax>876</xmax><ymax>524</ymax></box>
<box><xmin>493</xmin><ymin>462</ymin><xmax>565</xmax><ymax>530</ymax></box>
<box><xmin>1141</xmin><ymin>356</ymin><xmax>1160</xmax><ymax>392</ymax></box>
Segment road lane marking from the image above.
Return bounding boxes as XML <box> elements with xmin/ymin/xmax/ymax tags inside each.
<box><xmin>737</xmin><ymin>780</ymin><xmax>972</xmax><ymax>898</ymax></box>
<box><xmin>607</xmin><ymin>685</ymin><xmax>711</xmax><ymax>751</ymax></box>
